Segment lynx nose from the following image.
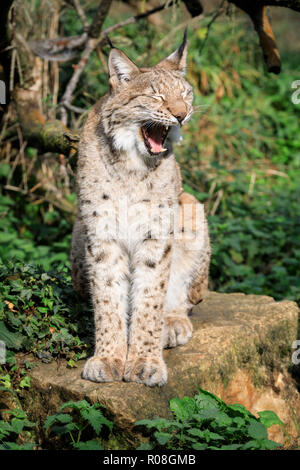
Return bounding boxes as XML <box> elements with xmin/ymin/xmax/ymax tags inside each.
<box><xmin>175</xmin><ymin>111</ymin><xmax>187</xmax><ymax>123</ymax></box>
<box><xmin>167</xmin><ymin>103</ymin><xmax>187</xmax><ymax>124</ymax></box>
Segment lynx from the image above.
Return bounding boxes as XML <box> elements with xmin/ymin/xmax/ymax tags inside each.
<box><xmin>71</xmin><ymin>32</ymin><xmax>211</xmax><ymax>387</ymax></box>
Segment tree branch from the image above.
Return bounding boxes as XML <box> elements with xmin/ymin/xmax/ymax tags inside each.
<box><xmin>229</xmin><ymin>1</ymin><xmax>282</xmax><ymax>73</ymax></box>
<box><xmin>59</xmin><ymin>0</ymin><xmax>181</xmax><ymax>123</ymax></box>
<box><xmin>72</xmin><ymin>0</ymin><xmax>89</xmax><ymax>31</ymax></box>
<box><xmin>88</xmin><ymin>0</ymin><xmax>113</xmax><ymax>38</ymax></box>
<box><xmin>229</xmin><ymin>0</ymin><xmax>300</xmax><ymax>12</ymax></box>
<box><xmin>14</xmin><ymin>86</ymin><xmax>79</xmax><ymax>154</ymax></box>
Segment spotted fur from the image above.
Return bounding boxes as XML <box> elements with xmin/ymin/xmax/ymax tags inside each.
<box><xmin>71</xmin><ymin>35</ymin><xmax>211</xmax><ymax>386</ymax></box>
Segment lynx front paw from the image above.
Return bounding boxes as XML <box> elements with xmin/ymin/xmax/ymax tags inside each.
<box><xmin>82</xmin><ymin>355</ymin><xmax>125</xmax><ymax>383</ymax></box>
<box><xmin>163</xmin><ymin>316</ymin><xmax>193</xmax><ymax>348</ymax></box>
<box><xmin>124</xmin><ymin>356</ymin><xmax>167</xmax><ymax>387</ymax></box>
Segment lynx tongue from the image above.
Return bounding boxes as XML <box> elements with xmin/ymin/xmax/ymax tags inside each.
<box><xmin>142</xmin><ymin>125</ymin><xmax>168</xmax><ymax>154</ymax></box>
<box><xmin>147</xmin><ymin>127</ymin><xmax>164</xmax><ymax>153</ymax></box>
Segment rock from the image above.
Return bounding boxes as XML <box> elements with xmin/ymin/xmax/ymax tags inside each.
<box><xmin>26</xmin><ymin>292</ymin><xmax>300</xmax><ymax>447</ymax></box>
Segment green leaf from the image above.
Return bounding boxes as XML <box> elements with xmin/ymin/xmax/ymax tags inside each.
<box><xmin>137</xmin><ymin>442</ymin><xmax>153</xmax><ymax>450</ymax></box>
<box><xmin>241</xmin><ymin>439</ymin><xmax>261</xmax><ymax>450</ymax></box>
<box><xmin>10</xmin><ymin>418</ymin><xmax>25</xmax><ymax>435</ymax></box>
<box><xmin>187</xmin><ymin>428</ymin><xmax>205</xmax><ymax>438</ymax></box>
<box><xmin>19</xmin><ymin>376</ymin><xmax>31</xmax><ymax>389</ymax></box>
<box><xmin>154</xmin><ymin>431</ymin><xmax>172</xmax><ymax>445</ymax></box>
<box><xmin>0</xmin><ymin>163</ymin><xmax>11</xmax><ymax>178</ymax></box>
<box><xmin>80</xmin><ymin>407</ymin><xmax>113</xmax><ymax>434</ymax></box>
<box><xmin>220</xmin><ymin>444</ymin><xmax>242</xmax><ymax>450</ymax></box>
<box><xmin>0</xmin><ymin>421</ymin><xmax>13</xmax><ymax>439</ymax></box>
<box><xmin>247</xmin><ymin>421</ymin><xmax>268</xmax><ymax>440</ymax></box>
<box><xmin>73</xmin><ymin>440</ymin><xmax>104</xmax><ymax>450</ymax></box>
<box><xmin>0</xmin><ymin>441</ymin><xmax>35</xmax><ymax>450</ymax></box>
<box><xmin>258</xmin><ymin>410</ymin><xmax>283</xmax><ymax>428</ymax></box>
<box><xmin>194</xmin><ymin>389</ymin><xmax>222</xmax><ymax>412</ymax></box>
<box><xmin>0</xmin><ymin>321</ymin><xmax>25</xmax><ymax>350</ymax></box>
<box><xmin>59</xmin><ymin>399</ymin><xmax>90</xmax><ymax>411</ymax></box>
<box><xmin>213</xmin><ymin>411</ymin><xmax>233</xmax><ymax>427</ymax></box>
<box><xmin>227</xmin><ymin>403</ymin><xmax>255</xmax><ymax>419</ymax></box>
<box><xmin>134</xmin><ymin>417</ymin><xmax>171</xmax><ymax>430</ymax></box>
<box><xmin>170</xmin><ymin>396</ymin><xmax>196</xmax><ymax>421</ymax></box>
<box><xmin>260</xmin><ymin>439</ymin><xmax>281</xmax><ymax>450</ymax></box>
<box><xmin>44</xmin><ymin>413</ymin><xmax>73</xmax><ymax>432</ymax></box>
<box><xmin>203</xmin><ymin>430</ymin><xmax>225</xmax><ymax>442</ymax></box>
<box><xmin>192</xmin><ymin>443</ymin><xmax>208</xmax><ymax>450</ymax></box>
<box><xmin>50</xmin><ymin>422</ymin><xmax>78</xmax><ymax>435</ymax></box>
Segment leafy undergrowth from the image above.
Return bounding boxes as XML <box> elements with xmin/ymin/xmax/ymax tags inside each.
<box><xmin>196</xmin><ymin>170</ymin><xmax>300</xmax><ymax>302</ymax></box>
<box><xmin>44</xmin><ymin>400</ymin><xmax>113</xmax><ymax>450</ymax></box>
<box><xmin>0</xmin><ymin>408</ymin><xmax>36</xmax><ymax>450</ymax></box>
<box><xmin>0</xmin><ymin>392</ymin><xmax>285</xmax><ymax>450</ymax></box>
<box><xmin>135</xmin><ymin>389</ymin><xmax>283</xmax><ymax>451</ymax></box>
<box><xmin>0</xmin><ymin>261</ymin><xmax>92</xmax><ymax>366</ymax></box>
<box><xmin>0</xmin><ymin>261</ymin><xmax>95</xmax><ymax>450</ymax></box>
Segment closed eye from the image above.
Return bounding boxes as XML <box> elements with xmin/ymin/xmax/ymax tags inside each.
<box><xmin>151</xmin><ymin>94</ymin><xmax>165</xmax><ymax>101</ymax></box>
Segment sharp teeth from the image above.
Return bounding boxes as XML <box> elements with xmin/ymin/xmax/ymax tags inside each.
<box><xmin>161</xmin><ymin>148</ymin><xmax>167</xmax><ymax>152</ymax></box>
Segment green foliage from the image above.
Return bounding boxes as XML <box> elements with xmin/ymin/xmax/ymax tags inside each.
<box><xmin>44</xmin><ymin>400</ymin><xmax>113</xmax><ymax>450</ymax></box>
<box><xmin>0</xmin><ymin>261</ymin><xmax>93</xmax><ymax>451</ymax></box>
<box><xmin>0</xmin><ymin>261</ymin><xmax>92</xmax><ymax>363</ymax></box>
<box><xmin>0</xmin><ymin>193</ymin><xmax>72</xmax><ymax>271</ymax></box>
<box><xmin>135</xmin><ymin>389</ymin><xmax>283</xmax><ymax>450</ymax></box>
<box><xmin>0</xmin><ymin>408</ymin><xmax>36</xmax><ymax>450</ymax></box>
<box><xmin>206</xmin><ymin>171</ymin><xmax>300</xmax><ymax>302</ymax></box>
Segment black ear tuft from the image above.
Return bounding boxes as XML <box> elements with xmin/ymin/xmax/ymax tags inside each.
<box><xmin>178</xmin><ymin>27</ymin><xmax>188</xmax><ymax>60</ymax></box>
<box><xmin>106</xmin><ymin>35</ymin><xmax>115</xmax><ymax>49</ymax></box>
<box><xmin>155</xmin><ymin>28</ymin><xmax>188</xmax><ymax>75</ymax></box>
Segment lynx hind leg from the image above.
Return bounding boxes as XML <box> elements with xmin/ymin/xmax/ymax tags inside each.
<box><xmin>163</xmin><ymin>192</ymin><xmax>210</xmax><ymax>348</ymax></box>
<box><xmin>188</xmin><ymin>263</ymin><xmax>209</xmax><ymax>305</ymax></box>
<box><xmin>179</xmin><ymin>191</ymin><xmax>210</xmax><ymax>305</ymax></box>
<box><xmin>70</xmin><ymin>218</ymin><xmax>89</xmax><ymax>298</ymax></box>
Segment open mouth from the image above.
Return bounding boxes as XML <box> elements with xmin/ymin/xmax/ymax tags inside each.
<box><xmin>141</xmin><ymin>124</ymin><xmax>169</xmax><ymax>155</ymax></box>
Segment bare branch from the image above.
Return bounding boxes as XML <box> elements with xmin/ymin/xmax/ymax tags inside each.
<box><xmin>28</xmin><ymin>34</ymin><xmax>87</xmax><ymax>62</ymax></box>
<box><xmin>59</xmin><ymin>1</ymin><xmax>181</xmax><ymax>122</ymax></box>
<box><xmin>99</xmin><ymin>0</ymin><xmax>178</xmax><ymax>36</ymax></box>
<box><xmin>199</xmin><ymin>0</ymin><xmax>226</xmax><ymax>55</ymax></box>
<box><xmin>72</xmin><ymin>0</ymin><xmax>89</xmax><ymax>31</ymax></box>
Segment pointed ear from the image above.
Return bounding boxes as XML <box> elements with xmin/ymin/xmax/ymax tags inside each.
<box><xmin>156</xmin><ymin>28</ymin><xmax>188</xmax><ymax>75</ymax></box>
<box><xmin>108</xmin><ymin>48</ymin><xmax>140</xmax><ymax>88</ymax></box>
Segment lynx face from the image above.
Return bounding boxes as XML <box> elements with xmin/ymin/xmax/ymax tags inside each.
<box><xmin>101</xmin><ymin>34</ymin><xmax>193</xmax><ymax>160</ymax></box>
